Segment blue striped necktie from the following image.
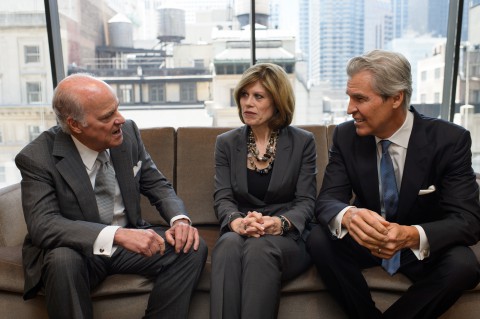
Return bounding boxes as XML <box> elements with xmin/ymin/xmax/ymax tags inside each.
<box><xmin>379</xmin><ymin>140</ymin><xmax>401</xmax><ymax>275</ymax></box>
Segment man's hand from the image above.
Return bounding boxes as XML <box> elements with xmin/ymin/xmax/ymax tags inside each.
<box><xmin>165</xmin><ymin>219</ymin><xmax>200</xmax><ymax>253</ymax></box>
<box><xmin>114</xmin><ymin>228</ymin><xmax>165</xmax><ymax>257</ymax></box>
<box><xmin>371</xmin><ymin>224</ymin><xmax>420</xmax><ymax>259</ymax></box>
<box><xmin>342</xmin><ymin>207</ymin><xmax>390</xmax><ymax>251</ymax></box>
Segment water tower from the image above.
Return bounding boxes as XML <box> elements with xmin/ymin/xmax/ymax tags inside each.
<box><xmin>108</xmin><ymin>13</ymin><xmax>133</xmax><ymax>48</ymax></box>
<box><xmin>157</xmin><ymin>7</ymin><xmax>186</xmax><ymax>43</ymax></box>
<box><xmin>235</xmin><ymin>0</ymin><xmax>269</xmax><ymax>29</ymax></box>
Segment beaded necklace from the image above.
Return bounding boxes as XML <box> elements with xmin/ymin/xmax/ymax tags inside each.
<box><xmin>247</xmin><ymin>128</ymin><xmax>279</xmax><ymax>174</ymax></box>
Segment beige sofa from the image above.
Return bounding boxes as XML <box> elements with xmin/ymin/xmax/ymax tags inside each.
<box><xmin>1</xmin><ymin>125</ymin><xmax>479</xmax><ymax>318</ymax></box>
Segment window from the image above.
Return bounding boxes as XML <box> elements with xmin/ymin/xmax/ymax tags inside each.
<box><xmin>434</xmin><ymin>92</ymin><xmax>440</xmax><ymax>103</ymax></box>
<box><xmin>420</xmin><ymin>94</ymin><xmax>426</xmax><ymax>103</ymax></box>
<box><xmin>2</xmin><ymin>0</ymin><xmax>472</xmax><ymax>187</ymax></box>
<box><xmin>28</xmin><ymin>125</ymin><xmax>41</xmax><ymax>142</ymax></box>
<box><xmin>0</xmin><ymin>167</ymin><xmax>5</xmax><ymax>183</ymax></box>
<box><xmin>149</xmin><ymin>83</ymin><xmax>165</xmax><ymax>103</ymax></box>
<box><xmin>421</xmin><ymin>71</ymin><xmax>427</xmax><ymax>81</ymax></box>
<box><xmin>180</xmin><ymin>82</ymin><xmax>196</xmax><ymax>103</ymax></box>
<box><xmin>26</xmin><ymin>82</ymin><xmax>42</xmax><ymax>104</ymax></box>
<box><xmin>118</xmin><ymin>84</ymin><xmax>133</xmax><ymax>104</ymax></box>
<box><xmin>24</xmin><ymin>45</ymin><xmax>40</xmax><ymax>63</ymax></box>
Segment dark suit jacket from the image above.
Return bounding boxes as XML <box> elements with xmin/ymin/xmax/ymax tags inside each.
<box><xmin>316</xmin><ymin>107</ymin><xmax>480</xmax><ymax>255</ymax></box>
<box><xmin>214</xmin><ymin>125</ymin><xmax>317</xmax><ymax>240</ymax></box>
<box><xmin>15</xmin><ymin>120</ymin><xmax>188</xmax><ymax>299</ymax></box>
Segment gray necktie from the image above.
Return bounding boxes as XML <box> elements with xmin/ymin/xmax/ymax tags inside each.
<box><xmin>379</xmin><ymin>140</ymin><xmax>401</xmax><ymax>275</ymax></box>
<box><xmin>94</xmin><ymin>151</ymin><xmax>115</xmax><ymax>224</ymax></box>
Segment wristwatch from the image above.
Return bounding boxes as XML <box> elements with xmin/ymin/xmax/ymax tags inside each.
<box><xmin>278</xmin><ymin>215</ymin><xmax>290</xmax><ymax>236</ymax></box>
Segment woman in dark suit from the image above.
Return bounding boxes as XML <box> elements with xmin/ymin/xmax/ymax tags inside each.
<box><xmin>210</xmin><ymin>63</ymin><xmax>317</xmax><ymax>319</ymax></box>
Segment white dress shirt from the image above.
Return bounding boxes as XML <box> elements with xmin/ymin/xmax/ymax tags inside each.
<box><xmin>328</xmin><ymin>111</ymin><xmax>430</xmax><ymax>260</ymax></box>
<box><xmin>71</xmin><ymin>137</ymin><xmax>190</xmax><ymax>257</ymax></box>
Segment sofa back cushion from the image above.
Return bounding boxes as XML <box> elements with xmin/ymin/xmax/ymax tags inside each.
<box><xmin>0</xmin><ymin>183</ymin><xmax>27</xmax><ymax>247</ymax></box>
<box><xmin>139</xmin><ymin>127</ymin><xmax>176</xmax><ymax>225</ymax></box>
<box><xmin>176</xmin><ymin>127</ymin><xmax>232</xmax><ymax>225</ymax></box>
<box><xmin>299</xmin><ymin>125</ymin><xmax>329</xmax><ymax>195</ymax></box>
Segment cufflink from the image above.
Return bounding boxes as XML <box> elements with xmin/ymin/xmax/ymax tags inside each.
<box><xmin>100</xmin><ymin>248</ymin><xmax>104</xmax><ymax>253</ymax></box>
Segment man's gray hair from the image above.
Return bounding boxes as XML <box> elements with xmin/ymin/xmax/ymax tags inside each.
<box><xmin>346</xmin><ymin>50</ymin><xmax>412</xmax><ymax>109</ymax></box>
<box><xmin>52</xmin><ymin>73</ymin><xmax>96</xmax><ymax>134</ymax></box>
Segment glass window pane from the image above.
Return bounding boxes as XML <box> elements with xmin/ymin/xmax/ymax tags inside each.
<box><xmin>455</xmin><ymin>1</ymin><xmax>480</xmax><ymax>172</ymax></box>
<box><xmin>0</xmin><ymin>2</ymin><xmax>54</xmax><ymax>187</ymax></box>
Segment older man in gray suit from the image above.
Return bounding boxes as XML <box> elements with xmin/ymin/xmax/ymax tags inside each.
<box><xmin>15</xmin><ymin>73</ymin><xmax>207</xmax><ymax>319</ymax></box>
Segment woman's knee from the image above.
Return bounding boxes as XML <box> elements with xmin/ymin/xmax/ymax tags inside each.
<box><xmin>212</xmin><ymin>232</ymin><xmax>244</xmax><ymax>260</ymax></box>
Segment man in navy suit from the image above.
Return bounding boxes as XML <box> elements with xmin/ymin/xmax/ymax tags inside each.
<box><xmin>15</xmin><ymin>73</ymin><xmax>207</xmax><ymax>319</ymax></box>
<box><xmin>307</xmin><ymin>50</ymin><xmax>480</xmax><ymax>318</ymax></box>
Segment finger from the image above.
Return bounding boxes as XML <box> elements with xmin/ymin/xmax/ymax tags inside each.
<box><xmin>247</xmin><ymin>221</ymin><xmax>265</xmax><ymax>233</ymax></box>
<box><xmin>165</xmin><ymin>229</ymin><xmax>175</xmax><ymax>246</ymax></box>
<box><xmin>183</xmin><ymin>227</ymin><xmax>196</xmax><ymax>253</ymax></box>
<box><xmin>175</xmin><ymin>224</ymin><xmax>189</xmax><ymax>253</ymax></box>
<box><xmin>153</xmin><ymin>232</ymin><xmax>165</xmax><ymax>255</ymax></box>
<box><xmin>193</xmin><ymin>229</ymin><xmax>200</xmax><ymax>250</ymax></box>
<box><xmin>350</xmin><ymin>215</ymin><xmax>389</xmax><ymax>244</ymax></box>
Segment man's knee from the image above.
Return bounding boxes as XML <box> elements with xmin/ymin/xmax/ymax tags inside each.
<box><xmin>43</xmin><ymin>247</ymin><xmax>86</xmax><ymax>275</ymax></box>
<box><xmin>439</xmin><ymin>246</ymin><xmax>480</xmax><ymax>290</ymax></box>
<box><xmin>306</xmin><ymin>225</ymin><xmax>335</xmax><ymax>260</ymax></box>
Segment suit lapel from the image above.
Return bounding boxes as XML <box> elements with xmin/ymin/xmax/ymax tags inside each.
<box><xmin>110</xmin><ymin>139</ymin><xmax>138</xmax><ymax>225</ymax></box>
<box><xmin>235</xmin><ymin>126</ymin><xmax>266</xmax><ymax>206</ymax></box>
<box><xmin>356</xmin><ymin>135</ymin><xmax>381</xmax><ymax>213</ymax></box>
<box><xmin>53</xmin><ymin>131</ymin><xmax>100</xmax><ymax>222</ymax></box>
<box><xmin>264</xmin><ymin>128</ymin><xmax>290</xmax><ymax>202</ymax></box>
<box><xmin>397</xmin><ymin>110</ymin><xmax>430</xmax><ymax>224</ymax></box>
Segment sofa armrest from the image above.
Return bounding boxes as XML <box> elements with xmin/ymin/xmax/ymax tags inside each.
<box><xmin>0</xmin><ymin>183</ymin><xmax>26</xmax><ymax>247</ymax></box>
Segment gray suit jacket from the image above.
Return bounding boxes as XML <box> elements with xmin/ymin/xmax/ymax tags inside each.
<box><xmin>15</xmin><ymin>120</ymin><xmax>187</xmax><ymax>299</ymax></box>
<box><xmin>316</xmin><ymin>107</ymin><xmax>480</xmax><ymax>255</ymax></box>
<box><xmin>214</xmin><ymin>125</ymin><xmax>317</xmax><ymax>240</ymax></box>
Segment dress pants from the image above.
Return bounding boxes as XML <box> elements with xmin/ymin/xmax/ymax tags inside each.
<box><xmin>42</xmin><ymin>227</ymin><xmax>208</xmax><ymax>319</ymax></box>
<box><xmin>306</xmin><ymin>225</ymin><xmax>480</xmax><ymax>319</ymax></box>
<box><xmin>210</xmin><ymin>232</ymin><xmax>311</xmax><ymax>319</ymax></box>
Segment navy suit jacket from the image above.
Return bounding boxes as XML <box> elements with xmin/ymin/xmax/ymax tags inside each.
<box><xmin>15</xmin><ymin>120</ymin><xmax>187</xmax><ymax>299</ymax></box>
<box><xmin>214</xmin><ymin>125</ymin><xmax>317</xmax><ymax>240</ymax></box>
<box><xmin>316</xmin><ymin>107</ymin><xmax>480</xmax><ymax>255</ymax></box>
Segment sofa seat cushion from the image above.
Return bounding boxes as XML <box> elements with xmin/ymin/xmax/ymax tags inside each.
<box><xmin>91</xmin><ymin>274</ymin><xmax>154</xmax><ymax>297</ymax></box>
<box><xmin>0</xmin><ymin>245</ymin><xmax>155</xmax><ymax>297</ymax></box>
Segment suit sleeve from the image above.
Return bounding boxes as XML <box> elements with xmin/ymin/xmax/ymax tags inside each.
<box><xmin>278</xmin><ymin>132</ymin><xmax>317</xmax><ymax>236</ymax></box>
<box><xmin>213</xmin><ymin>134</ymin><xmax>242</xmax><ymax>233</ymax></box>
<box><xmin>129</xmin><ymin>121</ymin><xmax>188</xmax><ymax>223</ymax></box>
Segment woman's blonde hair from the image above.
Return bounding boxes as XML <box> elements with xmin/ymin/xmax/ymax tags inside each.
<box><xmin>233</xmin><ymin>63</ymin><xmax>295</xmax><ymax>130</ymax></box>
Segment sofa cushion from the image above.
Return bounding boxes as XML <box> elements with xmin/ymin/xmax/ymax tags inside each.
<box><xmin>0</xmin><ymin>183</ymin><xmax>27</xmax><ymax>247</ymax></box>
<box><xmin>139</xmin><ymin>127</ymin><xmax>176</xmax><ymax>226</ymax></box>
<box><xmin>176</xmin><ymin>127</ymin><xmax>232</xmax><ymax>225</ymax></box>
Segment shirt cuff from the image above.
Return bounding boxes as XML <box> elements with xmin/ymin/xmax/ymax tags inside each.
<box><xmin>170</xmin><ymin>215</ymin><xmax>191</xmax><ymax>226</ymax></box>
<box><xmin>411</xmin><ymin>225</ymin><xmax>430</xmax><ymax>260</ymax></box>
<box><xmin>93</xmin><ymin>225</ymin><xmax>121</xmax><ymax>257</ymax></box>
<box><xmin>328</xmin><ymin>206</ymin><xmax>355</xmax><ymax>239</ymax></box>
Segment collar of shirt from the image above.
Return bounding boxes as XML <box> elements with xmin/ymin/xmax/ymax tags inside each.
<box><xmin>374</xmin><ymin>109</ymin><xmax>414</xmax><ymax>149</ymax></box>
<box><xmin>71</xmin><ymin>136</ymin><xmax>108</xmax><ymax>171</ymax></box>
